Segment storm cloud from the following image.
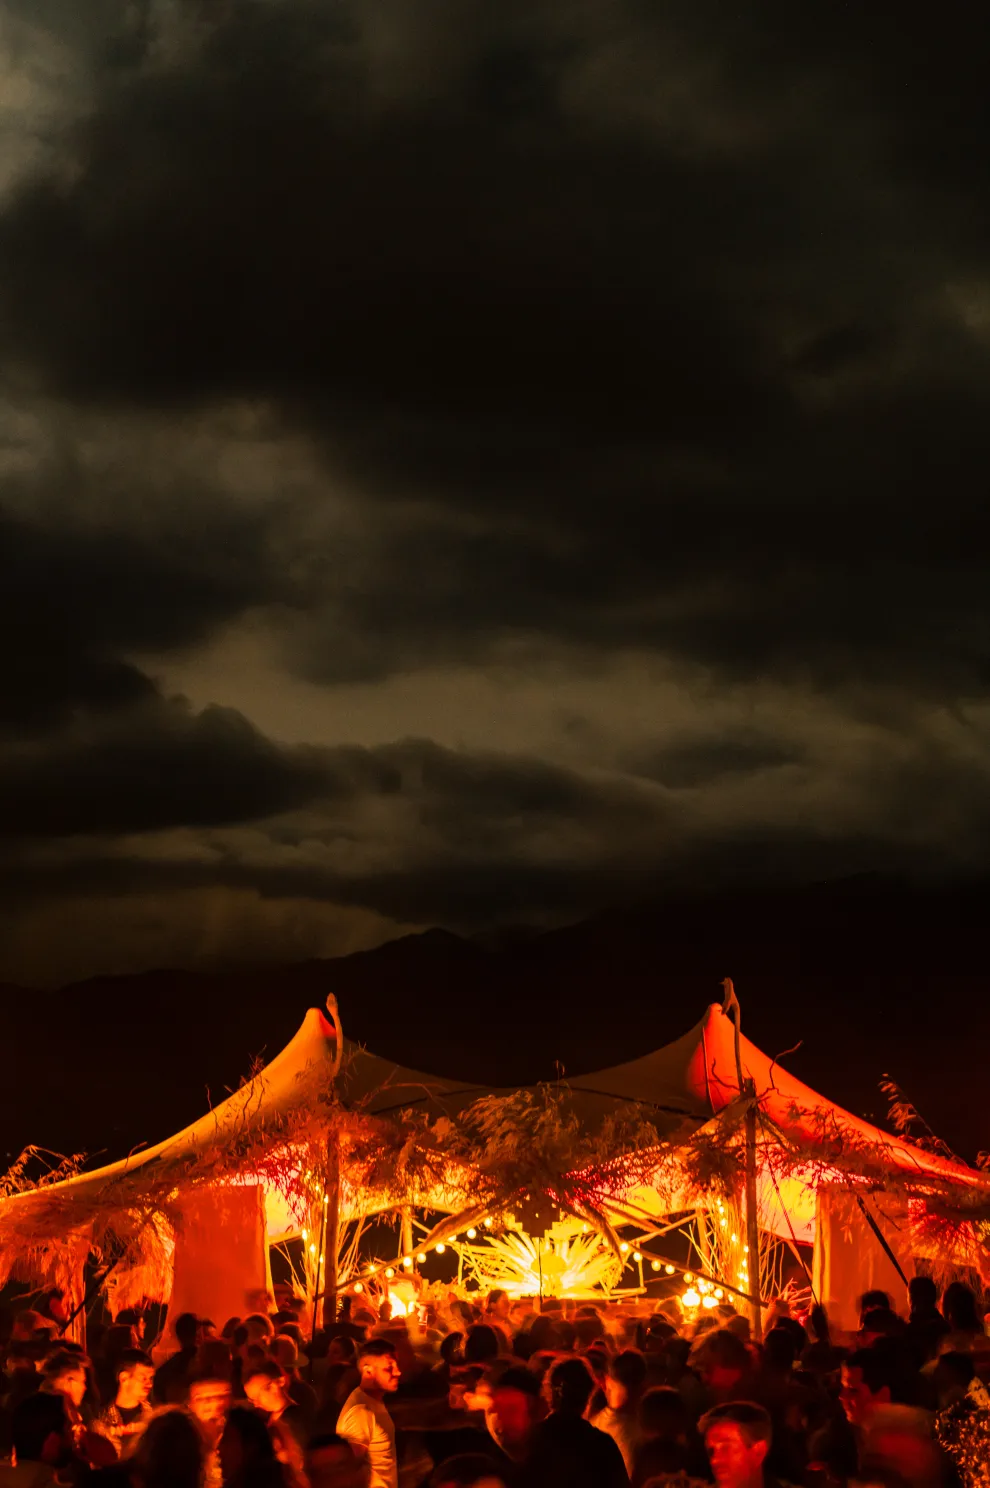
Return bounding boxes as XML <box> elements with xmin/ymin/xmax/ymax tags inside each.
<box><xmin>0</xmin><ymin>0</ymin><xmax>989</xmax><ymax>982</ymax></box>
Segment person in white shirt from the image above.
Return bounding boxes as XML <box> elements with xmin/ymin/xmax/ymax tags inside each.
<box><xmin>336</xmin><ymin>1338</ymin><xmax>401</xmax><ymax>1488</ymax></box>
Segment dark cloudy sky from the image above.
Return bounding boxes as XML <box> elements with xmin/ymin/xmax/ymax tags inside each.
<box><xmin>1</xmin><ymin>0</ymin><xmax>989</xmax><ymax>986</ymax></box>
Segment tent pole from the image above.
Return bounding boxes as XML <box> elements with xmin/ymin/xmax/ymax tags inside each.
<box><xmin>324</xmin><ymin>1130</ymin><xmax>341</xmax><ymax>1330</ymax></box>
<box><xmin>401</xmin><ymin>1208</ymin><xmax>413</xmax><ymax>1263</ymax></box>
<box><xmin>723</xmin><ymin>977</ymin><xmax>762</xmax><ymax>1342</ymax></box>
<box><xmin>744</xmin><ymin>1090</ymin><xmax>762</xmax><ymax>1341</ymax></box>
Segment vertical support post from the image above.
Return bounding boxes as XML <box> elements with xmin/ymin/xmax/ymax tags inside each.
<box><xmin>744</xmin><ymin>1087</ymin><xmax>762</xmax><ymax>1342</ymax></box>
<box><xmin>401</xmin><ymin>1208</ymin><xmax>413</xmax><ymax>1262</ymax></box>
<box><xmin>324</xmin><ymin>1129</ymin><xmax>341</xmax><ymax>1331</ymax></box>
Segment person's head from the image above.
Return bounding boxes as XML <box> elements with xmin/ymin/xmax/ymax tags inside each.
<box><xmin>908</xmin><ymin>1276</ymin><xmax>938</xmax><ymax>1314</ymax></box>
<box><xmin>188</xmin><ymin>1372</ymin><xmax>233</xmax><ymax>1435</ymax></box>
<box><xmin>243</xmin><ymin>1358</ymin><xmax>289</xmax><ymax>1415</ymax></box>
<box><xmin>132</xmin><ymin>1408</ymin><xmax>205</xmax><ymax>1488</ymax></box>
<box><xmin>943</xmin><ymin>1281</ymin><xmax>981</xmax><ymax>1333</ymax></box>
<box><xmin>222</xmin><ymin>1316</ymin><xmax>242</xmax><ymax>1340</ymax></box>
<box><xmin>307</xmin><ymin>1433</ymin><xmax>364</xmax><ymax>1488</ymax></box>
<box><xmin>762</xmin><ymin>1326</ymin><xmax>797</xmax><ymax>1374</ymax></box>
<box><xmin>116</xmin><ymin>1348</ymin><xmax>155</xmax><ymax>1404</ymax></box>
<box><xmin>464</xmin><ymin>1324</ymin><xmax>500</xmax><ymax>1365</ymax></box>
<box><xmin>808</xmin><ymin>1303</ymin><xmax>831</xmax><ymax>1344</ymax></box>
<box><xmin>270</xmin><ymin>1334</ymin><xmax>300</xmax><ymax>1375</ymax></box>
<box><xmin>327</xmin><ymin>1332</ymin><xmax>357</xmax><ymax>1366</ymax></box>
<box><xmin>695</xmin><ymin>1329</ymin><xmax>751</xmax><ymax>1396</ymax></box>
<box><xmin>243</xmin><ymin>1312</ymin><xmax>275</xmax><ymax>1346</ymax></box>
<box><xmin>860</xmin><ymin>1405</ymin><xmax>942</xmax><ymax>1488</ymax></box>
<box><xmin>933</xmin><ymin>1351</ymin><xmax>975</xmax><ymax>1410</ymax></box>
<box><xmin>485</xmin><ymin>1366</ymin><xmax>542</xmax><ymax>1453</ymax></box>
<box><xmin>639</xmin><ymin>1386</ymin><xmax>691</xmax><ymax>1444</ymax></box>
<box><xmin>574</xmin><ymin>1313</ymin><xmax>605</xmax><ymax>1348</ymax></box>
<box><xmin>548</xmin><ymin>1355</ymin><xmax>594</xmax><ymax>1416</ymax></box>
<box><xmin>356</xmin><ymin>1337</ymin><xmax>401</xmax><ymax>1395</ymax></box>
<box><xmin>604</xmin><ymin>1349</ymin><xmax>647</xmax><ymax>1412</ymax></box>
<box><xmin>860</xmin><ymin>1291</ymin><xmax>892</xmax><ymax>1322</ymax></box>
<box><xmin>840</xmin><ymin>1347</ymin><xmax>898</xmax><ymax>1428</ymax></box>
<box><xmin>174</xmin><ymin>1311</ymin><xmax>200</xmax><ymax>1349</ymax></box>
<box><xmin>701</xmin><ymin>1402</ymin><xmax>773</xmax><ymax>1488</ymax></box>
<box><xmin>219</xmin><ymin>1405</ymin><xmax>277</xmax><ymax>1486</ymax></box>
<box><xmin>487</xmin><ymin>1289</ymin><xmax>510</xmax><ymax>1323</ymax></box>
<box><xmin>11</xmin><ymin>1391</ymin><xmax>72</xmax><ymax>1467</ymax></box>
<box><xmin>11</xmin><ymin>1310</ymin><xmax>46</xmax><ymax>1343</ymax></box>
<box><xmin>41</xmin><ymin>1349</ymin><xmax>88</xmax><ymax>1408</ymax></box>
<box><xmin>430</xmin><ymin>1452</ymin><xmax>509</xmax><ymax>1488</ymax></box>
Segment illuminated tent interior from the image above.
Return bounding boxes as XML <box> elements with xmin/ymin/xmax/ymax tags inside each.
<box><xmin>1</xmin><ymin>992</ymin><xmax>987</xmax><ymax>1335</ymax></box>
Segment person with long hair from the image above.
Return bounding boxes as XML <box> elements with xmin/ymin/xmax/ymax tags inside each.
<box><xmin>130</xmin><ymin>1409</ymin><xmax>204</xmax><ymax>1488</ymax></box>
<box><xmin>218</xmin><ymin>1406</ymin><xmax>286</xmax><ymax>1488</ymax></box>
<box><xmin>590</xmin><ymin>1351</ymin><xmax>647</xmax><ymax>1476</ymax></box>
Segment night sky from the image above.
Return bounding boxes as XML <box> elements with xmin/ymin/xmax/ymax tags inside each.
<box><xmin>2</xmin><ymin>1</ymin><xmax>990</xmax><ymax>989</ymax></box>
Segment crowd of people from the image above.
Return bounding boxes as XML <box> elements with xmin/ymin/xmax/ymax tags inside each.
<box><xmin>1</xmin><ymin>1273</ymin><xmax>989</xmax><ymax>1488</ymax></box>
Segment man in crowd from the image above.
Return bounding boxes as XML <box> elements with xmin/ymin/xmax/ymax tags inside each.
<box><xmin>152</xmin><ymin>1311</ymin><xmax>200</xmax><ymax>1405</ymax></box>
<box><xmin>94</xmin><ymin>1348</ymin><xmax>154</xmax><ymax>1457</ymax></box>
<box><xmin>337</xmin><ymin>1338</ymin><xmax>402</xmax><ymax>1488</ymax></box>
<box><xmin>0</xmin><ymin>1393</ymin><xmax>73</xmax><ymax>1488</ymax></box>
<box><xmin>702</xmin><ymin>1402</ymin><xmax>780</xmax><ymax>1488</ymax></box>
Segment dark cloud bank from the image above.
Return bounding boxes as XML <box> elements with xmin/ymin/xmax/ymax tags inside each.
<box><xmin>1</xmin><ymin>0</ymin><xmax>989</xmax><ymax>984</ymax></box>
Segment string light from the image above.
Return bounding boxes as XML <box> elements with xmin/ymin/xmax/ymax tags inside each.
<box><xmin>620</xmin><ymin>1242</ymin><xmax>629</xmax><ymax>1253</ymax></box>
<box><xmin>467</xmin><ymin>1228</ymin><xmax>477</xmax><ymax>1239</ymax></box>
<box><xmin>417</xmin><ymin>1252</ymin><xmax>427</xmax><ymax>1263</ymax></box>
<box><xmin>403</xmin><ymin>1256</ymin><xmax>414</xmax><ymax>1269</ymax></box>
<box><xmin>651</xmin><ymin>1260</ymin><xmax>661</xmax><ymax>1272</ymax></box>
<box><xmin>385</xmin><ymin>1268</ymin><xmax>395</xmax><ymax>1279</ymax></box>
<box><xmin>684</xmin><ymin>1273</ymin><xmax>693</xmax><ymax>1284</ymax></box>
<box><xmin>633</xmin><ymin>1251</ymin><xmax>642</xmax><ymax>1263</ymax></box>
<box><xmin>353</xmin><ymin>1282</ymin><xmax>363</xmax><ymax>1294</ymax></box>
<box><xmin>681</xmin><ymin>1288</ymin><xmax>701</xmax><ymax>1308</ymax></box>
<box><xmin>714</xmin><ymin>1288</ymin><xmax>724</xmax><ymax>1300</ymax></box>
<box><xmin>665</xmin><ymin>1264</ymin><xmax>676</xmax><ymax>1275</ymax></box>
<box><xmin>435</xmin><ymin>1243</ymin><xmax>446</xmax><ymax>1255</ymax></box>
<box><xmin>483</xmin><ymin>1218</ymin><xmax>493</xmax><ymax>1229</ymax></box>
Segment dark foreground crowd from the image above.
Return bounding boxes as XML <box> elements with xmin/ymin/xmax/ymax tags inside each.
<box><xmin>2</xmin><ymin>1275</ymin><xmax>989</xmax><ymax>1488</ymax></box>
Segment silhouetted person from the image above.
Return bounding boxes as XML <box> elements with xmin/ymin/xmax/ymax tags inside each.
<box><xmin>907</xmin><ymin>1276</ymin><xmax>949</xmax><ymax>1365</ymax></box>
<box><xmin>524</xmin><ymin>1356</ymin><xmax>628</xmax><ymax>1488</ymax></box>
<box><xmin>153</xmin><ymin>1313</ymin><xmax>200</xmax><ymax>1405</ymax></box>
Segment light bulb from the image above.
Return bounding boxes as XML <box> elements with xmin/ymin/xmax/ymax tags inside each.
<box><xmin>484</xmin><ymin>1218</ymin><xmax>492</xmax><ymax>1228</ymax></box>
<box><xmin>309</xmin><ymin>1243</ymin><xmax>316</xmax><ymax>1254</ymax></box>
<box><xmin>467</xmin><ymin>1228</ymin><xmax>477</xmax><ymax>1239</ymax></box>
<box><xmin>353</xmin><ymin>1282</ymin><xmax>363</xmax><ymax>1294</ymax></box>
<box><xmin>302</xmin><ymin>1229</ymin><xmax>308</xmax><ymax>1241</ymax></box>
<box><xmin>731</xmin><ymin>1233</ymin><xmax>738</xmax><ymax>1243</ymax></box>
<box><xmin>665</xmin><ymin>1264</ymin><xmax>676</xmax><ymax>1275</ymax></box>
<box><xmin>714</xmin><ymin>1289</ymin><xmax>724</xmax><ymax>1300</ymax></box>
<box><xmin>620</xmin><ymin>1242</ymin><xmax>629</xmax><ymax>1253</ymax></box>
<box><xmin>418</xmin><ymin>1252</ymin><xmax>427</xmax><ymax>1263</ymax></box>
<box><xmin>385</xmin><ymin>1267</ymin><xmax>394</xmax><ymax>1279</ymax></box>
<box><xmin>681</xmin><ymin>1288</ymin><xmax>701</xmax><ymax>1308</ymax></box>
<box><xmin>651</xmin><ymin>1260</ymin><xmax>661</xmax><ymax>1272</ymax></box>
<box><xmin>633</xmin><ymin>1251</ymin><xmax>642</xmax><ymax>1263</ymax></box>
<box><xmin>702</xmin><ymin>1295</ymin><xmax>718</xmax><ymax>1309</ymax></box>
<box><xmin>435</xmin><ymin>1243</ymin><xmax>446</xmax><ymax>1255</ymax></box>
<box><xmin>403</xmin><ymin>1256</ymin><xmax>414</xmax><ymax>1269</ymax></box>
<box><xmin>684</xmin><ymin>1273</ymin><xmax>693</xmax><ymax>1284</ymax></box>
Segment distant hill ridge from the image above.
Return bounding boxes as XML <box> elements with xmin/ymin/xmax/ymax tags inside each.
<box><xmin>2</xmin><ymin>876</ymin><xmax>989</xmax><ymax>1166</ymax></box>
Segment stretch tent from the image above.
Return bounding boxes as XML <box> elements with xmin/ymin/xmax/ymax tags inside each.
<box><xmin>1</xmin><ymin>997</ymin><xmax>984</xmax><ymax>1331</ymax></box>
